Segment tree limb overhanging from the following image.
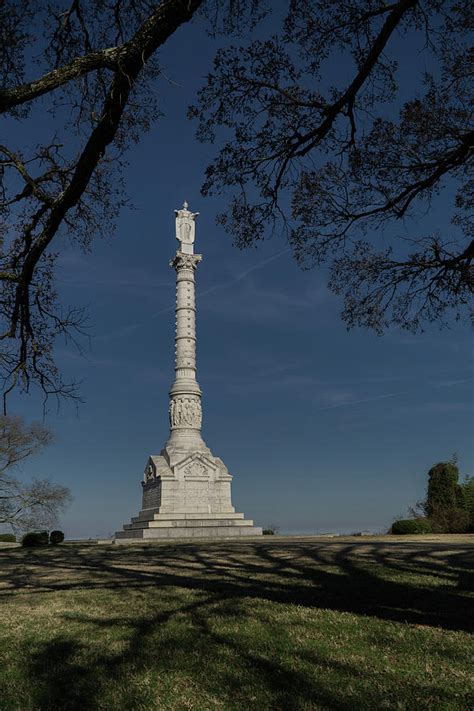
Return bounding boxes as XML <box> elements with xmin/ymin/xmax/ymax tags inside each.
<box><xmin>190</xmin><ymin>0</ymin><xmax>473</xmax><ymax>332</ymax></box>
<box><xmin>0</xmin><ymin>0</ymin><xmax>204</xmax><ymax>409</ymax></box>
<box><xmin>0</xmin><ymin>48</ymin><xmax>119</xmax><ymax>112</ymax></box>
<box><xmin>1</xmin><ymin>1</ymin><xmax>472</xmax><ymax>412</ymax></box>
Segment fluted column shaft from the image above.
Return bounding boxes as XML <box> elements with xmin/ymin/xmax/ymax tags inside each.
<box><xmin>166</xmin><ymin>252</ymin><xmax>205</xmax><ymax>450</ymax></box>
<box><xmin>174</xmin><ymin>256</ymin><xmax>199</xmax><ymax>377</ymax></box>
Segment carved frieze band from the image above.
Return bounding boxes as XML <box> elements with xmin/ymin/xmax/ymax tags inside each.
<box><xmin>169</xmin><ymin>396</ymin><xmax>202</xmax><ymax>429</ymax></box>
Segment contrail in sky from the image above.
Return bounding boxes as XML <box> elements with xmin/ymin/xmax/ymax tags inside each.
<box><xmin>99</xmin><ymin>247</ymin><xmax>291</xmax><ymax>340</ymax></box>
<box><xmin>317</xmin><ymin>391</ymin><xmax>409</xmax><ymax>410</ymax></box>
<box><xmin>150</xmin><ymin>246</ymin><xmax>291</xmax><ymax>309</ymax></box>
<box><xmin>316</xmin><ymin>378</ymin><xmax>473</xmax><ymax>411</ymax></box>
<box><xmin>198</xmin><ymin>247</ymin><xmax>291</xmax><ymax>299</ymax></box>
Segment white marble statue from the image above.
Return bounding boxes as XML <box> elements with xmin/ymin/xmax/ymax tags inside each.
<box><xmin>175</xmin><ymin>200</ymin><xmax>199</xmax><ymax>255</ymax></box>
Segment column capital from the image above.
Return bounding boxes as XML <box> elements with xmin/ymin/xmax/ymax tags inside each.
<box><xmin>170</xmin><ymin>252</ymin><xmax>202</xmax><ymax>271</ymax></box>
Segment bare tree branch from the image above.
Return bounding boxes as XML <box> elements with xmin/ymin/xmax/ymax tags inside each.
<box><xmin>191</xmin><ymin>0</ymin><xmax>473</xmax><ymax>331</ymax></box>
<box><xmin>0</xmin><ymin>414</ymin><xmax>71</xmax><ymax>532</ymax></box>
<box><xmin>0</xmin><ymin>48</ymin><xmax>119</xmax><ymax>112</ymax></box>
<box><xmin>0</xmin><ymin>0</ymin><xmax>204</xmax><ymax>406</ymax></box>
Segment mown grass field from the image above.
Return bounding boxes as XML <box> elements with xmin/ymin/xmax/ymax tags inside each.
<box><xmin>0</xmin><ymin>535</ymin><xmax>473</xmax><ymax>710</ymax></box>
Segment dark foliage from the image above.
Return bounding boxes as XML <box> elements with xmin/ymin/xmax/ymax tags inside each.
<box><xmin>262</xmin><ymin>529</ymin><xmax>275</xmax><ymax>535</ymax></box>
<box><xmin>21</xmin><ymin>530</ymin><xmax>49</xmax><ymax>547</ymax></box>
<box><xmin>391</xmin><ymin>518</ymin><xmax>431</xmax><ymax>535</ymax></box>
<box><xmin>0</xmin><ymin>533</ymin><xmax>16</xmax><ymax>542</ymax></box>
<box><xmin>458</xmin><ymin>476</ymin><xmax>474</xmax><ymax>532</ymax></box>
<box><xmin>191</xmin><ymin>0</ymin><xmax>473</xmax><ymax>333</ymax></box>
<box><xmin>407</xmin><ymin>460</ymin><xmax>473</xmax><ymax>533</ymax></box>
<box><xmin>425</xmin><ymin>461</ymin><xmax>470</xmax><ymax>532</ymax></box>
<box><xmin>49</xmin><ymin>529</ymin><xmax>65</xmax><ymax>545</ymax></box>
<box><xmin>427</xmin><ymin>462</ymin><xmax>460</xmax><ymax>516</ymax></box>
<box><xmin>427</xmin><ymin>501</ymin><xmax>471</xmax><ymax>534</ymax></box>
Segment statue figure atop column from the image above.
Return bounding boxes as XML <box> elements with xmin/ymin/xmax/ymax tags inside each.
<box><xmin>175</xmin><ymin>200</ymin><xmax>199</xmax><ymax>255</ymax></box>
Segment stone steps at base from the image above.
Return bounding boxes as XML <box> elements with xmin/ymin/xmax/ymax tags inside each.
<box><xmin>124</xmin><ymin>518</ymin><xmax>254</xmax><ymax>530</ymax></box>
<box><xmin>114</xmin><ymin>525</ymin><xmax>263</xmax><ymax>541</ymax></box>
<box><xmin>132</xmin><ymin>511</ymin><xmax>243</xmax><ymax>523</ymax></box>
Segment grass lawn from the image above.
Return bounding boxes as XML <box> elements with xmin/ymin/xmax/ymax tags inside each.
<box><xmin>0</xmin><ymin>535</ymin><xmax>473</xmax><ymax>710</ymax></box>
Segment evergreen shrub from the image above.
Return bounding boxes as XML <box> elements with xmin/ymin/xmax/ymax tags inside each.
<box><xmin>426</xmin><ymin>463</ymin><xmax>472</xmax><ymax>532</ymax></box>
<box><xmin>459</xmin><ymin>476</ymin><xmax>474</xmax><ymax>532</ymax></box>
<box><xmin>21</xmin><ymin>531</ymin><xmax>49</xmax><ymax>547</ymax></box>
<box><xmin>391</xmin><ymin>519</ymin><xmax>432</xmax><ymax>535</ymax></box>
<box><xmin>49</xmin><ymin>530</ymin><xmax>65</xmax><ymax>545</ymax></box>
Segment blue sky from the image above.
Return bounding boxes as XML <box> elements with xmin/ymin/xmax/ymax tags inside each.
<box><xmin>4</xmin><ymin>9</ymin><xmax>473</xmax><ymax>537</ymax></box>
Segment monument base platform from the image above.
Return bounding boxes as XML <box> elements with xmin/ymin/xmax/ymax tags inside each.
<box><xmin>115</xmin><ymin>509</ymin><xmax>262</xmax><ymax>542</ymax></box>
<box><xmin>114</xmin><ymin>445</ymin><xmax>262</xmax><ymax>542</ymax></box>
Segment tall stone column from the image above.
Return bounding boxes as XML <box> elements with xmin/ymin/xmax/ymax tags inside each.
<box><xmin>114</xmin><ymin>200</ymin><xmax>262</xmax><ymax>541</ymax></box>
<box><xmin>165</xmin><ymin>203</ymin><xmax>208</xmax><ymax>455</ymax></box>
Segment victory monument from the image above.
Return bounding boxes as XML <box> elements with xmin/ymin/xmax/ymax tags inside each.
<box><xmin>115</xmin><ymin>203</ymin><xmax>262</xmax><ymax>541</ymax></box>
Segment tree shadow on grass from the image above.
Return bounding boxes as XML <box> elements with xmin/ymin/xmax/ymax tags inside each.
<box><xmin>23</xmin><ymin>610</ymin><xmax>337</xmax><ymax>710</ymax></box>
<box><xmin>0</xmin><ymin>541</ymin><xmax>473</xmax><ymax>632</ymax></box>
<box><xmin>22</xmin><ymin>591</ymin><xmax>473</xmax><ymax>711</ymax></box>
<box><xmin>26</xmin><ymin>638</ymin><xmax>98</xmax><ymax>711</ymax></box>
<box><xmin>1</xmin><ymin>540</ymin><xmax>473</xmax><ymax>709</ymax></box>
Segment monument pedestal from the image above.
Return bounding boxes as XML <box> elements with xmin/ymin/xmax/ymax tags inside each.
<box><xmin>115</xmin><ymin>445</ymin><xmax>261</xmax><ymax>541</ymax></box>
<box><xmin>114</xmin><ymin>202</ymin><xmax>261</xmax><ymax>543</ymax></box>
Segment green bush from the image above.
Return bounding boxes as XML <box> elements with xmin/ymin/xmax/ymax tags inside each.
<box><xmin>0</xmin><ymin>534</ymin><xmax>16</xmax><ymax>542</ymax></box>
<box><xmin>49</xmin><ymin>530</ymin><xmax>65</xmax><ymax>545</ymax></box>
<box><xmin>391</xmin><ymin>519</ymin><xmax>432</xmax><ymax>535</ymax></box>
<box><xmin>425</xmin><ymin>461</ymin><xmax>471</xmax><ymax>532</ymax></box>
<box><xmin>21</xmin><ymin>531</ymin><xmax>49</xmax><ymax>547</ymax></box>
<box><xmin>426</xmin><ymin>462</ymin><xmax>460</xmax><ymax>515</ymax></box>
<box><xmin>459</xmin><ymin>476</ymin><xmax>474</xmax><ymax>532</ymax></box>
<box><xmin>262</xmin><ymin>529</ymin><xmax>275</xmax><ymax>535</ymax></box>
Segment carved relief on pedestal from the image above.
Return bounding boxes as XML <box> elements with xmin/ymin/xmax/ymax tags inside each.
<box><xmin>169</xmin><ymin>397</ymin><xmax>202</xmax><ymax>429</ymax></box>
<box><xmin>144</xmin><ymin>462</ymin><xmax>155</xmax><ymax>482</ymax></box>
<box><xmin>183</xmin><ymin>459</ymin><xmax>208</xmax><ymax>479</ymax></box>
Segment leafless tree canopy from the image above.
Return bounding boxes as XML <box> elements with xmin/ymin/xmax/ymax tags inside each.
<box><xmin>190</xmin><ymin>0</ymin><xmax>473</xmax><ymax>332</ymax></box>
<box><xmin>0</xmin><ymin>414</ymin><xmax>71</xmax><ymax>531</ymax></box>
